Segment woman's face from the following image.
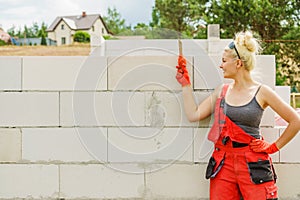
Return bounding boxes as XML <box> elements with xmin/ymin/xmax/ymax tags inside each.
<box><xmin>219</xmin><ymin>51</ymin><xmax>238</xmax><ymax>78</ymax></box>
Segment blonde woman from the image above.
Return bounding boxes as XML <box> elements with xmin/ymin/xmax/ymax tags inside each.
<box><xmin>176</xmin><ymin>31</ymin><xmax>300</xmax><ymax>200</ymax></box>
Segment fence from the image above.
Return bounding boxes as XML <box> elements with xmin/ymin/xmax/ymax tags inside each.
<box><xmin>291</xmin><ymin>93</ymin><xmax>300</xmax><ymax>108</ymax></box>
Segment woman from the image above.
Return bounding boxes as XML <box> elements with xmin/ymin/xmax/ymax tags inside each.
<box><xmin>176</xmin><ymin>31</ymin><xmax>300</xmax><ymax>200</ymax></box>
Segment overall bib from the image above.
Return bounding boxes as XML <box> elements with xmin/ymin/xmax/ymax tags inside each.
<box><xmin>206</xmin><ymin>84</ymin><xmax>278</xmax><ymax>200</ymax></box>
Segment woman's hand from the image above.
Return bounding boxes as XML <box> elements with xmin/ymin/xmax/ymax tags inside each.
<box><xmin>250</xmin><ymin>139</ymin><xmax>279</xmax><ymax>154</ymax></box>
<box><xmin>176</xmin><ymin>55</ymin><xmax>190</xmax><ymax>87</ymax></box>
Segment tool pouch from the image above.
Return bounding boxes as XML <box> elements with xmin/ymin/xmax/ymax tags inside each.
<box><xmin>245</xmin><ymin>151</ymin><xmax>276</xmax><ymax>184</ymax></box>
<box><xmin>205</xmin><ymin>150</ymin><xmax>225</xmax><ymax>179</ymax></box>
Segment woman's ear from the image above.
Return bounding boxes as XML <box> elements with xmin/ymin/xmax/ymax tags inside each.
<box><xmin>236</xmin><ymin>59</ymin><xmax>243</xmax><ymax>68</ymax></box>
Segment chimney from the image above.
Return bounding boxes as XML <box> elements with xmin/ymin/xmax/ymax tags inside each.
<box><xmin>82</xmin><ymin>11</ymin><xmax>86</xmax><ymax>17</ymax></box>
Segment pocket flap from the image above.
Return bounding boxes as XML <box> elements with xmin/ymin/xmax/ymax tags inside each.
<box><xmin>245</xmin><ymin>151</ymin><xmax>269</xmax><ymax>163</ymax></box>
<box><xmin>212</xmin><ymin>150</ymin><xmax>225</xmax><ymax>172</ymax></box>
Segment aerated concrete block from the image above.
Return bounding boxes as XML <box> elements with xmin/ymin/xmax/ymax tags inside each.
<box><xmin>60</xmin><ymin>164</ymin><xmax>144</xmax><ymax>199</ymax></box>
<box><xmin>279</xmin><ymin>128</ymin><xmax>300</xmax><ymax>163</ymax></box>
<box><xmin>107</xmin><ymin>56</ymin><xmax>193</xmax><ymax>91</ymax></box>
<box><xmin>145</xmin><ymin>164</ymin><xmax>209</xmax><ymax>199</ymax></box>
<box><xmin>194</xmin><ymin>55</ymin><xmax>225</xmax><ymax>90</ymax></box>
<box><xmin>22</xmin><ymin>56</ymin><xmax>107</xmax><ymax>91</ymax></box>
<box><xmin>275</xmin><ymin>164</ymin><xmax>300</xmax><ymax>199</ymax></box>
<box><xmin>0</xmin><ymin>57</ymin><xmax>22</xmax><ymax>90</ymax></box>
<box><xmin>22</xmin><ymin>128</ymin><xmax>107</xmax><ymax>163</ymax></box>
<box><xmin>194</xmin><ymin>128</ymin><xmax>215</xmax><ymax>163</ymax></box>
<box><xmin>105</xmin><ymin>40</ymin><xmax>207</xmax><ymax>56</ymax></box>
<box><xmin>0</xmin><ymin>92</ymin><xmax>59</xmax><ymax>126</ymax></box>
<box><xmin>145</xmin><ymin>91</ymin><xmax>200</xmax><ymax>127</ymax></box>
<box><xmin>0</xmin><ymin>164</ymin><xmax>59</xmax><ymax>199</ymax></box>
<box><xmin>0</xmin><ymin>128</ymin><xmax>21</xmax><ymax>162</ymax></box>
<box><xmin>108</xmin><ymin>127</ymin><xmax>193</xmax><ymax>163</ymax></box>
<box><xmin>261</xmin><ymin>127</ymin><xmax>280</xmax><ymax>162</ymax></box>
<box><xmin>60</xmin><ymin>91</ymin><xmax>145</xmax><ymax>126</ymax></box>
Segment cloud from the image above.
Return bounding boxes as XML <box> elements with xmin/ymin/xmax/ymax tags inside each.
<box><xmin>0</xmin><ymin>0</ymin><xmax>155</xmax><ymax>31</ymax></box>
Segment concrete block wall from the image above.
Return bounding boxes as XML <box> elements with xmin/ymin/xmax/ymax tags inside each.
<box><xmin>0</xmin><ymin>39</ymin><xmax>299</xmax><ymax>199</ymax></box>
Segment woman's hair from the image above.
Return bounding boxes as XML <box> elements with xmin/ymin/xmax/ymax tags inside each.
<box><xmin>225</xmin><ymin>31</ymin><xmax>262</xmax><ymax>71</ymax></box>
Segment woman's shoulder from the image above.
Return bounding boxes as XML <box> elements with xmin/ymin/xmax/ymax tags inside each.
<box><xmin>213</xmin><ymin>83</ymin><xmax>230</xmax><ymax>98</ymax></box>
<box><xmin>255</xmin><ymin>84</ymin><xmax>278</xmax><ymax>108</ymax></box>
<box><xmin>257</xmin><ymin>84</ymin><xmax>275</xmax><ymax>95</ymax></box>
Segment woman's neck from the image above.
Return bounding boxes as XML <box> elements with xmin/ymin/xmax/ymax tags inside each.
<box><xmin>232</xmin><ymin>70</ymin><xmax>256</xmax><ymax>90</ymax></box>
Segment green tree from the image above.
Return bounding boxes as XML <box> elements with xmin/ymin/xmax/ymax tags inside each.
<box><xmin>7</xmin><ymin>26</ymin><xmax>16</xmax><ymax>37</ymax></box>
<box><xmin>203</xmin><ymin>0</ymin><xmax>300</xmax><ymax>88</ymax></box>
<box><xmin>205</xmin><ymin>0</ymin><xmax>299</xmax><ymax>40</ymax></box>
<box><xmin>38</xmin><ymin>22</ymin><xmax>48</xmax><ymax>37</ymax></box>
<box><xmin>153</xmin><ymin>0</ymin><xmax>207</xmax><ymax>38</ymax></box>
<box><xmin>150</xmin><ymin>6</ymin><xmax>160</xmax><ymax>28</ymax></box>
<box><xmin>102</xmin><ymin>7</ymin><xmax>129</xmax><ymax>35</ymax></box>
<box><xmin>40</xmin><ymin>35</ymin><xmax>47</xmax><ymax>46</ymax></box>
<box><xmin>7</xmin><ymin>22</ymin><xmax>48</xmax><ymax>39</ymax></box>
<box><xmin>73</xmin><ymin>31</ymin><xmax>90</xmax><ymax>43</ymax></box>
<box><xmin>267</xmin><ymin>27</ymin><xmax>300</xmax><ymax>90</ymax></box>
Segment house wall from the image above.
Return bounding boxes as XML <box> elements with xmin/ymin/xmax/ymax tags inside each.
<box><xmin>57</xmin><ymin>20</ymin><xmax>73</xmax><ymax>45</ymax></box>
<box><xmin>89</xmin><ymin>18</ymin><xmax>109</xmax><ymax>36</ymax></box>
<box><xmin>47</xmin><ymin>32</ymin><xmax>55</xmax><ymax>42</ymax></box>
<box><xmin>0</xmin><ymin>38</ymin><xmax>299</xmax><ymax>199</ymax></box>
<box><xmin>47</xmin><ymin>20</ymin><xmax>73</xmax><ymax>46</ymax></box>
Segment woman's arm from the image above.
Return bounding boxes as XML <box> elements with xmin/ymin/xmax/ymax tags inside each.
<box><xmin>181</xmin><ymin>85</ymin><xmax>221</xmax><ymax>122</ymax></box>
<box><xmin>260</xmin><ymin>85</ymin><xmax>300</xmax><ymax>149</ymax></box>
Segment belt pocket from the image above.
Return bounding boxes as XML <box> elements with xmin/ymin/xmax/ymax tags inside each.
<box><xmin>205</xmin><ymin>150</ymin><xmax>225</xmax><ymax>179</ymax></box>
<box><xmin>245</xmin><ymin>151</ymin><xmax>274</xmax><ymax>184</ymax></box>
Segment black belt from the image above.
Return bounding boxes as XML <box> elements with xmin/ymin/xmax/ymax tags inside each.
<box><xmin>232</xmin><ymin>141</ymin><xmax>248</xmax><ymax>148</ymax></box>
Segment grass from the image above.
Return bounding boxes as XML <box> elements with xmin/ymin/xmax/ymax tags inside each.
<box><xmin>0</xmin><ymin>43</ymin><xmax>90</xmax><ymax>56</ymax></box>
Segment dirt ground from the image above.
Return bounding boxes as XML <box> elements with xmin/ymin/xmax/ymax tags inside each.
<box><xmin>0</xmin><ymin>44</ymin><xmax>91</xmax><ymax>56</ymax></box>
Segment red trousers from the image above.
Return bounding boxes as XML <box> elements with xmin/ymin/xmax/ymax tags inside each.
<box><xmin>209</xmin><ymin>142</ymin><xmax>278</xmax><ymax>200</ymax></box>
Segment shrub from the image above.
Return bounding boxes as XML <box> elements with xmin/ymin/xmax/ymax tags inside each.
<box><xmin>73</xmin><ymin>31</ymin><xmax>90</xmax><ymax>43</ymax></box>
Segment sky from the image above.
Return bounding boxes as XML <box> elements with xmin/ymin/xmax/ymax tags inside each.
<box><xmin>0</xmin><ymin>0</ymin><xmax>155</xmax><ymax>31</ymax></box>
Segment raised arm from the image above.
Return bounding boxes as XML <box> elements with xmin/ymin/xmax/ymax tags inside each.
<box><xmin>181</xmin><ymin>85</ymin><xmax>220</xmax><ymax>122</ymax></box>
<box><xmin>176</xmin><ymin>56</ymin><xmax>221</xmax><ymax>122</ymax></box>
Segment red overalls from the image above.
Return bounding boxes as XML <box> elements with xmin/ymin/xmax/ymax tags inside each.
<box><xmin>206</xmin><ymin>84</ymin><xmax>278</xmax><ymax>200</ymax></box>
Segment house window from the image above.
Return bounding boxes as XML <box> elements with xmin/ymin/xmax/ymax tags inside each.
<box><xmin>92</xmin><ymin>26</ymin><xmax>95</xmax><ymax>32</ymax></box>
<box><xmin>102</xmin><ymin>28</ymin><xmax>104</xmax><ymax>34</ymax></box>
<box><xmin>61</xmin><ymin>37</ymin><xmax>66</xmax><ymax>45</ymax></box>
<box><xmin>61</xmin><ymin>24</ymin><xmax>64</xmax><ymax>30</ymax></box>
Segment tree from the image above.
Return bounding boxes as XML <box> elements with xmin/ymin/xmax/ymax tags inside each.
<box><xmin>205</xmin><ymin>0</ymin><xmax>299</xmax><ymax>40</ymax></box>
<box><xmin>150</xmin><ymin>6</ymin><xmax>160</xmax><ymax>28</ymax></box>
<box><xmin>7</xmin><ymin>22</ymin><xmax>48</xmax><ymax>39</ymax></box>
<box><xmin>203</xmin><ymin>0</ymin><xmax>300</xmax><ymax>88</ymax></box>
<box><xmin>266</xmin><ymin>26</ymin><xmax>300</xmax><ymax>90</ymax></box>
<box><xmin>40</xmin><ymin>35</ymin><xmax>47</xmax><ymax>46</ymax></box>
<box><xmin>153</xmin><ymin>0</ymin><xmax>207</xmax><ymax>38</ymax></box>
<box><xmin>102</xmin><ymin>7</ymin><xmax>129</xmax><ymax>35</ymax></box>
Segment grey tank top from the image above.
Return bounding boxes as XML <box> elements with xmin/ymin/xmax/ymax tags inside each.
<box><xmin>224</xmin><ymin>86</ymin><xmax>264</xmax><ymax>139</ymax></box>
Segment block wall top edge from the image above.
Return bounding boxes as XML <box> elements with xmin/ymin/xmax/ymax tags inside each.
<box><xmin>0</xmin><ymin>56</ymin><xmax>23</xmax><ymax>59</ymax></box>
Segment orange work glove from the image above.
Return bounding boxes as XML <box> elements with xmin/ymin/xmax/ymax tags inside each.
<box><xmin>178</xmin><ymin>55</ymin><xmax>186</xmax><ymax>68</ymax></box>
<box><xmin>176</xmin><ymin>55</ymin><xmax>191</xmax><ymax>87</ymax></box>
<box><xmin>250</xmin><ymin>139</ymin><xmax>279</xmax><ymax>154</ymax></box>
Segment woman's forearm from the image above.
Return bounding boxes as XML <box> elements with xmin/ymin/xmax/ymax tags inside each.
<box><xmin>182</xmin><ymin>85</ymin><xmax>200</xmax><ymax>122</ymax></box>
<box><xmin>275</xmin><ymin>118</ymin><xmax>300</xmax><ymax>149</ymax></box>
